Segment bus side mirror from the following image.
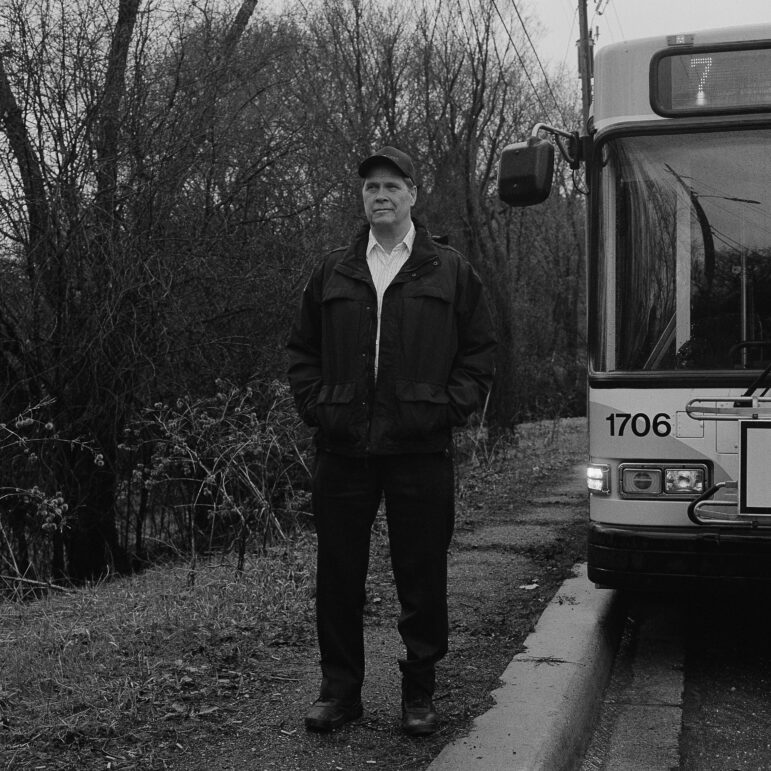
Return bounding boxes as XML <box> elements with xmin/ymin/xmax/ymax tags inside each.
<box><xmin>498</xmin><ymin>137</ymin><xmax>555</xmax><ymax>206</ymax></box>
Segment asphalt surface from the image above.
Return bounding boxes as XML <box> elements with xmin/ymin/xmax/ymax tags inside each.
<box><xmin>580</xmin><ymin>594</ymin><xmax>684</xmax><ymax>770</ymax></box>
<box><xmin>677</xmin><ymin>591</ymin><xmax>771</xmax><ymax>769</ymax></box>
<box><xmin>583</xmin><ymin>589</ymin><xmax>771</xmax><ymax>770</ymax></box>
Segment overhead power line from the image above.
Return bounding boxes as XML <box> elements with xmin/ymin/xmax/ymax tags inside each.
<box><xmin>490</xmin><ymin>0</ymin><xmax>567</xmax><ymax>126</ymax></box>
<box><xmin>559</xmin><ymin>5</ymin><xmax>579</xmax><ymax>72</ymax></box>
<box><xmin>508</xmin><ymin>0</ymin><xmax>568</xmax><ymax>123</ymax></box>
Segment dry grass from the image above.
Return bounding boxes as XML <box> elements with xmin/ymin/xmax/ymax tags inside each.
<box><xmin>456</xmin><ymin>416</ymin><xmax>587</xmax><ymax>495</ymax></box>
<box><xmin>0</xmin><ymin>537</ymin><xmax>316</xmax><ymax>769</ymax></box>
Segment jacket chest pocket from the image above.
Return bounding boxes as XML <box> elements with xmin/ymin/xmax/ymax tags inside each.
<box><xmin>321</xmin><ymin>284</ymin><xmax>372</xmax><ymax>371</ymax></box>
<box><xmin>398</xmin><ymin>285</ymin><xmax>457</xmax><ymax>382</ymax></box>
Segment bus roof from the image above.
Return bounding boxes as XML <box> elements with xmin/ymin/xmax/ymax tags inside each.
<box><xmin>592</xmin><ymin>23</ymin><xmax>771</xmax><ymax>132</ymax></box>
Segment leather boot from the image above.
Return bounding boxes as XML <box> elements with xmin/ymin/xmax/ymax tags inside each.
<box><xmin>304</xmin><ymin>698</ymin><xmax>363</xmax><ymax>732</ymax></box>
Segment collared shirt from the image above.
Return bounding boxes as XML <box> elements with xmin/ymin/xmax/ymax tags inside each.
<box><xmin>366</xmin><ymin>223</ymin><xmax>415</xmax><ymax>374</ymax></box>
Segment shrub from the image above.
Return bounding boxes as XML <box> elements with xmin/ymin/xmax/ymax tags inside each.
<box><xmin>0</xmin><ymin>399</ymin><xmax>102</xmax><ymax>591</ymax></box>
<box><xmin>133</xmin><ymin>379</ymin><xmax>311</xmax><ymax>569</ymax></box>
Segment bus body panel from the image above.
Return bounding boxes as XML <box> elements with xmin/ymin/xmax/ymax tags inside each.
<box><xmin>588</xmin><ymin>385</ymin><xmax>771</xmax><ymax>587</ymax></box>
<box><xmin>589</xmin><ymin>386</ymin><xmax>733</xmax><ymax>527</ymax></box>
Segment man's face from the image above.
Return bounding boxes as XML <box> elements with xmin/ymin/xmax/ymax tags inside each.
<box><xmin>362</xmin><ymin>165</ymin><xmax>417</xmax><ymax>232</ymax></box>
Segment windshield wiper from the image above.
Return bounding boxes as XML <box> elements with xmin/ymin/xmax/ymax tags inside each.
<box><xmin>743</xmin><ymin>359</ymin><xmax>771</xmax><ymax>397</ymax></box>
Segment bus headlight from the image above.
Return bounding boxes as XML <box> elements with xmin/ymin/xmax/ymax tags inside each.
<box><xmin>617</xmin><ymin>463</ymin><xmax>708</xmax><ymax>498</ymax></box>
<box><xmin>664</xmin><ymin>467</ymin><xmax>706</xmax><ymax>495</ymax></box>
<box><xmin>621</xmin><ymin>467</ymin><xmax>662</xmax><ymax>495</ymax></box>
<box><xmin>587</xmin><ymin>464</ymin><xmax>610</xmax><ymax>494</ymax></box>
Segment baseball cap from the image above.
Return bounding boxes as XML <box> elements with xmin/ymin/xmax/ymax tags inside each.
<box><xmin>358</xmin><ymin>146</ymin><xmax>417</xmax><ymax>184</ymax></box>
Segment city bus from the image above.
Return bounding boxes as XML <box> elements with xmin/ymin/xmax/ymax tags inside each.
<box><xmin>499</xmin><ymin>23</ymin><xmax>771</xmax><ymax>589</ymax></box>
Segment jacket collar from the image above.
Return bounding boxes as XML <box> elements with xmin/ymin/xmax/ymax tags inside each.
<box><xmin>339</xmin><ymin>217</ymin><xmax>439</xmax><ymax>279</ymax></box>
<box><xmin>366</xmin><ymin>221</ymin><xmax>416</xmax><ymax>260</ymax></box>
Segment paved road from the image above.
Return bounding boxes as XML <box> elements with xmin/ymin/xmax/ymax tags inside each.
<box><xmin>582</xmin><ymin>590</ymin><xmax>771</xmax><ymax>770</ymax></box>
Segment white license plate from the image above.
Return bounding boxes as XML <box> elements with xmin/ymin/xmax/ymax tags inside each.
<box><xmin>740</xmin><ymin>421</ymin><xmax>771</xmax><ymax>514</ymax></box>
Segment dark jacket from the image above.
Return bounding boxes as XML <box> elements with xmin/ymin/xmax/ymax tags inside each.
<box><xmin>287</xmin><ymin>219</ymin><xmax>496</xmax><ymax>455</ymax></box>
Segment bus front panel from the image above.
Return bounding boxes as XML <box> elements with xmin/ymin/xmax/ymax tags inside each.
<box><xmin>588</xmin><ymin>120</ymin><xmax>771</xmax><ymax>587</ymax></box>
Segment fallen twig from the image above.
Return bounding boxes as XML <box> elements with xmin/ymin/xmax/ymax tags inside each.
<box><xmin>0</xmin><ymin>575</ymin><xmax>72</xmax><ymax>593</ymax></box>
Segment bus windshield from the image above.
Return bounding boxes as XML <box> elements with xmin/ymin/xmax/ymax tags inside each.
<box><xmin>595</xmin><ymin>129</ymin><xmax>771</xmax><ymax>373</ymax></box>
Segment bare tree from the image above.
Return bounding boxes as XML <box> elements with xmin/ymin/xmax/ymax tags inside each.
<box><xmin>0</xmin><ymin>0</ymin><xmax>267</xmax><ymax>579</ymax></box>
<box><xmin>0</xmin><ymin>0</ymin><xmax>586</xmax><ymax>580</ymax></box>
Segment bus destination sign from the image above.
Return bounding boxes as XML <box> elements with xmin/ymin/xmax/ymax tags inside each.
<box><xmin>652</xmin><ymin>43</ymin><xmax>771</xmax><ymax>116</ymax></box>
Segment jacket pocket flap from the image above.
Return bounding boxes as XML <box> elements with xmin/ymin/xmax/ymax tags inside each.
<box><xmin>317</xmin><ymin>382</ymin><xmax>356</xmax><ymax>404</ymax></box>
<box><xmin>395</xmin><ymin>380</ymin><xmax>450</xmax><ymax>403</ymax></box>
<box><xmin>401</xmin><ymin>284</ymin><xmax>452</xmax><ymax>302</ymax></box>
<box><xmin>322</xmin><ymin>284</ymin><xmax>360</xmax><ymax>303</ymax></box>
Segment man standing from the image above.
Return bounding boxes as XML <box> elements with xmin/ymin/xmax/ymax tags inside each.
<box><xmin>287</xmin><ymin>147</ymin><xmax>496</xmax><ymax>735</ymax></box>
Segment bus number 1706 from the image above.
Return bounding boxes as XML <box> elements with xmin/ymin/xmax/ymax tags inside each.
<box><xmin>606</xmin><ymin>412</ymin><xmax>672</xmax><ymax>437</ymax></box>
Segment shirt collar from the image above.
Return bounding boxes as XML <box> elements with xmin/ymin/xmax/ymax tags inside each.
<box><xmin>366</xmin><ymin>222</ymin><xmax>416</xmax><ymax>259</ymax></box>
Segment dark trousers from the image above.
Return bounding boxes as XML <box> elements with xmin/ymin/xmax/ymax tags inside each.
<box><xmin>311</xmin><ymin>450</ymin><xmax>455</xmax><ymax>703</ymax></box>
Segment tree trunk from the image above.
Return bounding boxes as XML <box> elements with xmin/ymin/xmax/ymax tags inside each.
<box><xmin>64</xmin><ymin>455</ymin><xmax>129</xmax><ymax>581</ymax></box>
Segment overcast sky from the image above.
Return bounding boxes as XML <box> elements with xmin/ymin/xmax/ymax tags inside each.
<box><xmin>534</xmin><ymin>0</ymin><xmax>771</xmax><ymax>73</ymax></box>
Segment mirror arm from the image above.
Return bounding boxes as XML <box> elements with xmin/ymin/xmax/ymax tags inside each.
<box><xmin>530</xmin><ymin>123</ymin><xmax>582</xmax><ymax>169</ymax></box>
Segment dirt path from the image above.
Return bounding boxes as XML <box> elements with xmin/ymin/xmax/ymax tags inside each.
<box><xmin>181</xmin><ymin>419</ymin><xmax>589</xmax><ymax>771</ymax></box>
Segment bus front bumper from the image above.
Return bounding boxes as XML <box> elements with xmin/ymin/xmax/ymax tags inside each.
<box><xmin>588</xmin><ymin>522</ymin><xmax>771</xmax><ymax>590</ymax></box>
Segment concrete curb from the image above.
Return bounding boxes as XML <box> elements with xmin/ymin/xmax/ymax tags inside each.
<box><xmin>427</xmin><ymin>563</ymin><xmax>624</xmax><ymax>771</ymax></box>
